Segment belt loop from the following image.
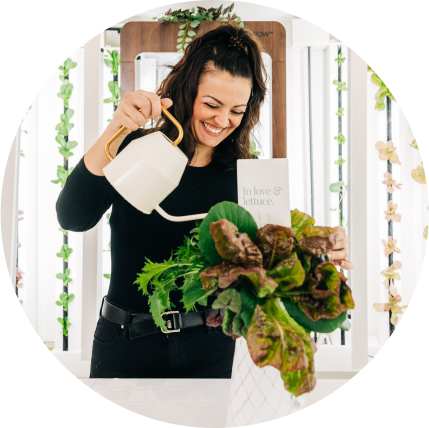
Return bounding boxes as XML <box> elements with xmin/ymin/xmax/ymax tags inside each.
<box><xmin>99</xmin><ymin>296</ymin><xmax>106</xmax><ymax>317</ymax></box>
<box><xmin>203</xmin><ymin>309</ymin><xmax>213</xmax><ymax>334</ymax></box>
<box><xmin>120</xmin><ymin>311</ymin><xmax>131</xmax><ymax>338</ymax></box>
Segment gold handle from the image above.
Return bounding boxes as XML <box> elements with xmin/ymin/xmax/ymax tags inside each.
<box><xmin>104</xmin><ymin>105</ymin><xmax>184</xmax><ymax>161</ymax></box>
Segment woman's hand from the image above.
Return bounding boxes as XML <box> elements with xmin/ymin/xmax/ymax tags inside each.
<box><xmin>328</xmin><ymin>226</ymin><xmax>354</xmax><ymax>270</ymax></box>
<box><xmin>108</xmin><ymin>90</ymin><xmax>173</xmax><ymax>134</ymax></box>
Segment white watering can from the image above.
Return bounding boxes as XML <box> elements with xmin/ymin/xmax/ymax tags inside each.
<box><xmin>103</xmin><ymin>106</ymin><xmax>207</xmax><ymax>222</ymax></box>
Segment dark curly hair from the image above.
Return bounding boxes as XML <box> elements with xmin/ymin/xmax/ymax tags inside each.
<box><xmin>150</xmin><ymin>23</ymin><xmax>268</xmax><ymax>169</ymax></box>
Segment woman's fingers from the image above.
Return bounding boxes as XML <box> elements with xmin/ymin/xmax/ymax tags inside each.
<box><xmin>333</xmin><ymin>236</ymin><xmax>350</xmax><ymax>250</ymax></box>
<box><xmin>328</xmin><ymin>247</ymin><xmax>348</xmax><ymax>261</ymax></box>
<box><xmin>333</xmin><ymin>225</ymin><xmax>347</xmax><ymax>241</ymax></box>
<box><xmin>160</xmin><ymin>98</ymin><xmax>173</xmax><ymax>109</ymax></box>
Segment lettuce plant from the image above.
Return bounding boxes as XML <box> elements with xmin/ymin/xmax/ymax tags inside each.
<box><xmin>375</xmin><ymin>141</ymin><xmax>401</xmax><ymax>164</ymax></box>
<box><xmin>410</xmin><ymin>139</ymin><xmax>418</xmax><ymax>149</ymax></box>
<box><xmin>411</xmin><ymin>163</ymin><xmax>426</xmax><ymax>184</ymax></box>
<box><xmin>384</xmin><ymin>200</ymin><xmax>401</xmax><ymax>222</ymax></box>
<box><xmin>382</xmin><ymin>236</ymin><xmax>400</xmax><ymax>257</ymax></box>
<box><xmin>137</xmin><ymin>202</ymin><xmax>355</xmax><ymax>396</ymax></box>
<box><xmin>153</xmin><ymin>4</ymin><xmax>243</xmax><ymax>53</ymax></box>
<box><xmin>382</xmin><ymin>172</ymin><xmax>402</xmax><ymax>194</ymax></box>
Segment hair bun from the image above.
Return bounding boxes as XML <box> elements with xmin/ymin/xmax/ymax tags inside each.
<box><xmin>228</xmin><ymin>35</ymin><xmax>245</xmax><ymax>51</ymax></box>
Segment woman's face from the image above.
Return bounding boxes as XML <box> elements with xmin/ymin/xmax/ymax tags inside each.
<box><xmin>191</xmin><ymin>70</ymin><xmax>252</xmax><ymax>148</ymax></box>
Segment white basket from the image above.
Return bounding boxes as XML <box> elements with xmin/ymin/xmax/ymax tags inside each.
<box><xmin>225</xmin><ymin>338</ymin><xmax>306</xmax><ymax>426</ymax></box>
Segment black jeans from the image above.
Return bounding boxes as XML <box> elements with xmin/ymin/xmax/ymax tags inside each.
<box><xmin>90</xmin><ymin>299</ymin><xmax>236</xmax><ymax>379</ymax></box>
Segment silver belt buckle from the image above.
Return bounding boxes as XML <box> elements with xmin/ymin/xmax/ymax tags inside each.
<box><xmin>160</xmin><ymin>311</ymin><xmax>180</xmax><ymax>334</ymax></box>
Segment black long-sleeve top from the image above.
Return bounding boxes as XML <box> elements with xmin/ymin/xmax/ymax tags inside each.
<box><xmin>56</xmin><ymin>130</ymin><xmax>238</xmax><ymax>312</ymax></box>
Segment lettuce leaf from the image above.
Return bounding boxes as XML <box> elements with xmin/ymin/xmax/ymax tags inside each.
<box><xmin>212</xmin><ymin>288</ymin><xmax>242</xmax><ymax>313</ymax></box>
<box><xmin>291</xmin><ymin>209</ymin><xmax>315</xmax><ymax>240</ymax></box>
<box><xmin>239</xmin><ymin>267</ymin><xmax>278</xmax><ymax>298</ymax></box>
<box><xmin>299</xmin><ymin>226</ymin><xmax>337</xmax><ymax>256</ymax></box>
<box><xmin>266</xmin><ymin>257</ymin><xmax>306</xmax><ymax>295</ymax></box>
<box><xmin>282</xmin><ymin>297</ymin><xmax>347</xmax><ymax>333</ymax></box>
<box><xmin>246</xmin><ymin>299</ymin><xmax>309</xmax><ymax>376</ymax></box>
<box><xmin>255</xmin><ymin>224</ymin><xmax>296</xmax><ymax>269</ymax></box>
<box><xmin>209</xmin><ymin>219</ymin><xmax>263</xmax><ymax>268</ymax></box>
<box><xmin>199</xmin><ymin>201</ymin><xmax>258</xmax><ymax>265</ymax></box>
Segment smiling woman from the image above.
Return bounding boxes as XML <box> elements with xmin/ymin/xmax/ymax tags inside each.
<box><xmin>190</xmin><ymin>71</ymin><xmax>252</xmax><ymax>166</ymax></box>
<box><xmin>56</xmin><ymin>23</ymin><xmax>272</xmax><ymax>379</ymax></box>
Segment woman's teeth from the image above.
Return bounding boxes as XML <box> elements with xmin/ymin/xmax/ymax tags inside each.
<box><xmin>203</xmin><ymin>122</ymin><xmax>224</xmax><ymax>134</ymax></box>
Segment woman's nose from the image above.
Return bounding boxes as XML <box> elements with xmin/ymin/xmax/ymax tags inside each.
<box><xmin>214</xmin><ymin>111</ymin><xmax>230</xmax><ymax>128</ymax></box>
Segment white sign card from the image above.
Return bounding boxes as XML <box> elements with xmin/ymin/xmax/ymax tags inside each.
<box><xmin>237</xmin><ymin>159</ymin><xmax>291</xmax><ymax>228</ymax></box>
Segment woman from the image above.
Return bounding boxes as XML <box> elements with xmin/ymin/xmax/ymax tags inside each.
<box><xmin>56</xmin><ymin>24</ymin><xmax>353</xmax><ymax>379</ymax></box>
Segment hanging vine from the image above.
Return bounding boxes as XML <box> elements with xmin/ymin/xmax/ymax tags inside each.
<box><xmin>102</xmin><ymin>50</ymin><xmax>120</xmax><ymax>283</ymax></box>
<box><xmin>153</xmin><ymin>3</ymin><xmax>243</xmax><ymax>53</ymax></box>
<box><xmin>330</xmin><ymin>47</ymin><xmax>348</xmax><ymax>229</ymax></box>
<box><xmin>52</xmin><ymin>58</ymin><xmax>77</xmax><ymax>350</ymax></box>
<box><xmin>329</xmin><ymin>46</ymin><xmax>350</xmax><ymax>344</ymax></box>
<box><xmin>369</xmin><ymin>67</ymin><xmax>406</xmax><ymax>333</ymax></box>
<box><xmin>104</xmin><ymin>50</ymin><xmax>121</xmax><ymax>120</ymax></box>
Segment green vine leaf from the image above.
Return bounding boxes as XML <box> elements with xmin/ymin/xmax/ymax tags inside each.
<box><xmin>329</xmin><ymin>181</ymin><xmax>345</xmax><ymax>193</ymax></box>
<box><xmin>334</xmin><ymin>132</ymin><xmax>346</xmax><ymax>145</ymax></box>
<box><xmin>56</xmin><ymin>244</ymin><xmax>73</xmax><ymax>262</ymax></box>
<box><xmin>51</xmin><ymin>166</ymin><xmax>74</xmax><ymax>187</ymax></box>
<box><xmin>332</xmin><ymin>80</ymin><xmax>347</xmax><ymax>91</ymax></box>
<box><xmin>335</xmin><ymin>52</ymin><xmax>346</xmax><ymax>66</ymax></box>
<box><xmin>335</xmin><ymin>156</ymin><xmax>346</xmax><ymax>165</ymax></box>
<box><xmin>336</xmin><ymin>107</ymin><xmax>345</xmax><ymax>117</ymax></box>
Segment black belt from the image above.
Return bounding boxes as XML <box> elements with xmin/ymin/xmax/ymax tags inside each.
<box><xmin>101</xmin><ymin>297</ymin><xmax>223</xmax><ymax>340</ymax></box>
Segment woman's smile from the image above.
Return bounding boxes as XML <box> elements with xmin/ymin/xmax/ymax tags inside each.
<box><xmin>201</xmin><ymin>121</ymin><xmax>226</xmax><ymax>136</ymax></box>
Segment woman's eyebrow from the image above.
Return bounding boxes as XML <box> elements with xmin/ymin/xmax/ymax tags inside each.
<box><xmin>203</xmin><ymin>95</ymin><xmax>247</xmax><ymax>108</ymax></box>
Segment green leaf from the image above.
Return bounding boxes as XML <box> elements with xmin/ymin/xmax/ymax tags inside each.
<box><xmin>55</xmin><ymin>135</ymin><xmax>66</xmax><ymax>147</ymax></box>
<box><xmin>282</xmin><ymin>297</ymin><xmax>347</xmax><ymax>333</ymax></box>
<box><xmin>199</xmin><ymin>201</ymin><xmax>258</xmax><ymax>266</ymax></box>
<box><xmin>188</xmin><ymin>30</ymin><xmax>196</xmax><ymax>36</ymax></box>
<box><xmin>212</xmin><ymin>288</ymin><xmax>242</xmax><ymax>313</ymax></box>
<box><xmin>267</xmin><ymin>257</ymin><xmax>306</xmax><ymax>295</ymax></box>
<box><xmin>222</xmin><ymin>308</ymin><xmax>235</xmax><ymax>335</ymax></box>
<box><xmin>255</xmin><ymin>224</ymin><xmax>295</xmax><ymax>270</ymax></box>
<box><xmin>178</xmin><ymin>30</ymin><xmax>185</xmax><ymax>36</ymax></box>
<box><xmin>181</xmin><ymin>279</ymin><xmax>216</xmax><ymax>313</ymax></box>
<box><xmin>329</xmin><ymin>181</ymin><xmax>345</xmax><ymax>192</ymax></box>
<box><xmin>148</xmin><ymin>290</ymin><xmax>168</xmax><ymax>330</ymax></box>
<box><xmin>240</xmin><ymin>281</ymin><xmax>259</xmax><ymax>328</ymax></box>
<box><xmin>232</xmin><ymin>313</ymin><xmax>247</xmax><ymax>337</ymax></box>
<box><xmin>190</xmin><ymin>20</ymin><xmax>200</xmax><ymax>28</ymax></box>
<box><xmin>247</xmin><ymin>299</ymin><xmax>316</xmax><ymax>396</ymax></box>
<box><xmin>239</xmin><ymin>268</ymin><xmax>278</xmax><ymax>298</ymax></box>
<box><xmin>179</xmin><ymin>24</ymin><xmax>186</xmax><ymax>29</ymax></box>
<box><xmin>134</xmin><ymin>257</ymin><xmax>177</xmax><ymax>295</ymax></box>
<box><xmin>290</xmin><ymin>209</ymin><xmax>315</xmax><ymax>240</ymax></box>
<box><xmin>103</xmin><ymin>274</ymin><xmax>111</xmax><ymax>279</ymax></box>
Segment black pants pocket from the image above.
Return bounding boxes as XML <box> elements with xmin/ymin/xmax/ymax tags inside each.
<box><xmin>93</xmin><ymin>316</ymin><xmax>121</xmax><ymax>346</ymax></box>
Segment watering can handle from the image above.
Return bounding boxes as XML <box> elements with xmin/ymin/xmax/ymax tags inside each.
<box><xmin>104</xmin><ymin>105</ymin><xmax>184</xmax><ymax>161</ymax></box>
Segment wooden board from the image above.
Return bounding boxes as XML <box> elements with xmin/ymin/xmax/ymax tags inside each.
<box><xmin>120</xmin><ymin>21</ymin><xmax>286</xmax><ymax>158</ymax></box>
